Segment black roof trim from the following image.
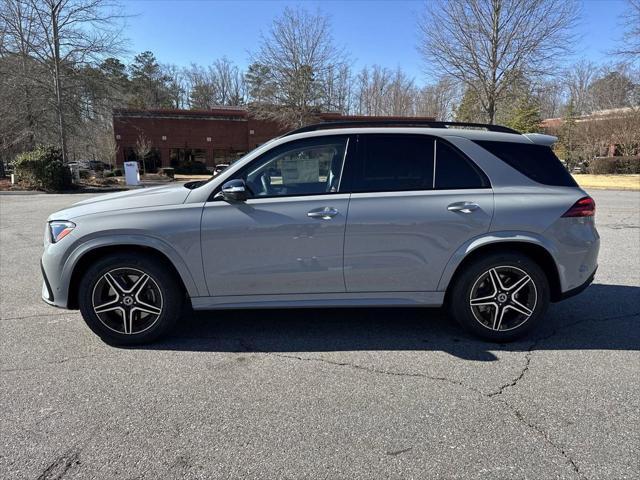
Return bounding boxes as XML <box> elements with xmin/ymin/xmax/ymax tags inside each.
<box><xmin>283</xmin><ymin>120</ymin><xmax>520</xmax><ymax>136</ymax></box>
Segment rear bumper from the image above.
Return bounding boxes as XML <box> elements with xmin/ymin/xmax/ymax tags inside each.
<box><xmin>557</xmin><ymin>267</ymin><xmax>596</xmax><ymax>301</ymax></box>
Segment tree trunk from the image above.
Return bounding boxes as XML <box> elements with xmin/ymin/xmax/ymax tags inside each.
<box><xmin>51</xmin><ymin>1</ymin><xmax>68</xmax><ymax>163</ymax></box>
<box><xmin>487</xmin><ymin>98</ymin><xmax>496</xmax><ymax>124</ymax></box>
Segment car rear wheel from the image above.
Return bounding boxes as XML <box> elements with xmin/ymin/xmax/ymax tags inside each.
<box><xmin>448</xmin><ymin>252</ymin><xmax>550</xmax><ymax>342</ymax></box>
<box><xmin>78</xmin><ymin>253</ymin><xmax>183</xmax><ymax>345</ymax></box>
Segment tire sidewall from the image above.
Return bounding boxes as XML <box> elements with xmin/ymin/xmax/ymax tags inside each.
<box><xmin>78</xmin><ymin>253</ymin><xmax>182</xmax><ymax>345</ymax></box>
<box><xmin>449</xmin><ymin>252</ymin><xmax>550</xmax><ymax>342</ymax></box>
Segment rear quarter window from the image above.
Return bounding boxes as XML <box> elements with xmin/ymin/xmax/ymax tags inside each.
<box><xmin>474</xmin><ymin>140</ymin><xmax>577</xmax><ymax>187</ymax></box>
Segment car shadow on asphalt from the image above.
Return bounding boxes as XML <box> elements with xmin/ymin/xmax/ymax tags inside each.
<box><xmin>142</xmin><ymin>283</ymin><xmax>639</xmax><ymax>361</ymax></box>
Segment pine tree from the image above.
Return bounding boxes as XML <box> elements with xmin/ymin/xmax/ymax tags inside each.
<box><xmin>505</xmin><ymin>96</ymin><xmax>542</xmax><ymax>133</ymax></box>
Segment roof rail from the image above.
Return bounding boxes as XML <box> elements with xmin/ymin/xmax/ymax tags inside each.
<box><xmin>282</xmin><ymin>120</ymin><xmax>520</xmax><ymax>137</ymax></box>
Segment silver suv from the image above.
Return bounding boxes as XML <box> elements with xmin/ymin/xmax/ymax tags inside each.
<box><xmin>41</xmin><ymin>121</ymin><xmax>599</xmax><ymax>344</ymax></box>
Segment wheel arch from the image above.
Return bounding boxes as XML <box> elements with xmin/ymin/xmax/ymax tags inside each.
<box><xmin>65</xmin><ymin>238</ymin><xmax>199</xmax><ymax>309</ymax></box>
<box><xmin>439</xmin><ymin>236</ymin><xmax>563</xmax><ymax>302</ymax></box>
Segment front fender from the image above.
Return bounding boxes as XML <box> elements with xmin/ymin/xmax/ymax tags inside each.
<box><xmin>60</xmin><ymin>234</ymin><xmax>203</xmax><ymax>305</ymax></box>
<box><xmin>436</xmin><ymin>231</ymin><xmax>561</xmax><ymax>292</ymax></box>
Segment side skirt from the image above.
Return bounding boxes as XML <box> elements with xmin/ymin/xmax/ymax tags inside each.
<box><xmin>191</xmin><ymin>292</ymin><xmax>445</xmax><ymax>310</ymax></box>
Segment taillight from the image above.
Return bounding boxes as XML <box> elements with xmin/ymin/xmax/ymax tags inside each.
<box><xmin>562</xmin><ymin>197</ymin><xmax>595</xmax><ymax>217</ymax></box>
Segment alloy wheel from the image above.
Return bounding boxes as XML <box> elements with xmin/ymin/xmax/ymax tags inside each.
<box><xmin>469</xmin><ymin>266</ymin><xmax>537</xmax><ymax>332</ymax></box>
<box><xmin>91</xmin><ymin>267</ymin><xmax>163</xmax><ymax>335</ymax></box>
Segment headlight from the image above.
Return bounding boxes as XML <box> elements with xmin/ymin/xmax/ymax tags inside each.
<box><xmin>49</xmin><ymin>221</ymin><xmax>75</xmax><ymax>243</ymax></box>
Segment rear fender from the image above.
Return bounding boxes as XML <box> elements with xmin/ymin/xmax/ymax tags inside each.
<box><xmin>437</xmin><ymin>231</ymin><xmax>561</xmax><ymax>292</ymax></box>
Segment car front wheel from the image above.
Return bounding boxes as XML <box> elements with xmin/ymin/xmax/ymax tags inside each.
<box><xmin>448</xmin><ymin>252</ymin><xmax>550</xmax><ymax>342</ymax></box>
<box><xmin>78</xmin><ymin>253</ymin><xmax>183</xmax><ymax>345</ymax></box>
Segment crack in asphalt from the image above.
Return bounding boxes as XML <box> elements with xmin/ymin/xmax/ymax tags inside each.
<box><xmin>240</xmin><ymin>310</ymin><xmax>640</xmax><ymax>480</ymax></box>
<box><xmin>501</xmin><ymin>399</ymin><xmax>584</xmax><ymax>479</ymax></box>
<box><xmin>0</xmin><ymin>312</ymin><xmax>73</xmax><ymax>322</ymax></box>
<box><xmin>0</xmin><ymin>352</ymin><xmax>105</xmax><ymax>373</ymax></box>
<box><xmin>488</xmin><ymin>310</ymin><xmax>640</xmax><ymax>398</ymax></box>
<box><xmin>37</xmin><ymin>450</ymin><xmax>80</xmax><ymax>480</ymax></box>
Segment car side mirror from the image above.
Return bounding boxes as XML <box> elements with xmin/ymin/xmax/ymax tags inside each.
<box><xmin>220</xmin><ymin>179</ymin><xmax>250</xmax><ymax>202</ymax></box>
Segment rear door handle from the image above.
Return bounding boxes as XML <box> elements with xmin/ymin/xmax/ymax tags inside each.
<box><xmin>447</xmin><ymin>201</ymin><xmax>479</xmax><ymax>214</ymax></box>
<box><xmin>307</xmin><ymin>207</ymin><xmax>339</xmax><ymax>220</ymax></box>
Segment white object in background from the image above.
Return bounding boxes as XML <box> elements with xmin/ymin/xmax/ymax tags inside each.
<box><xmin>68</xmin><ymin>164</ymin><xmax>80</xmax><ymax>181</ymax></box>
<box><xmin>124</xmin><ymin>161</ymin><xmax>140</xmax><ymax>186</ymax></box>
<box><xmin>10</xmin><ymin>173</ymin><xmax>16</xmax><ymax>184</ymax></box>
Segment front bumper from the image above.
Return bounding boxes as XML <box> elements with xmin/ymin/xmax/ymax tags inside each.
<box><xmin>41</xmin><ymin>260</ymin><xmax>55</xmax><ymax>305</ymax></box>
<box><xmin>41</xmin><ymin>241</ymin><xmax>71</xmax><ymax>309</ymax></box>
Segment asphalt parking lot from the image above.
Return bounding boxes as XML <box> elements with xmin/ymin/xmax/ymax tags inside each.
<box><xmin>1</xmin><ymin>189</ymin><xmax>638</xmax><ymax>480</ymax></box>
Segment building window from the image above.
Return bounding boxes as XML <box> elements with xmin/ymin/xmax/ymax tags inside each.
<box><xmin>249</xmin><ymin>129</ymin><xmax>255</xmax><ymax>135</ymax></box>
<box><xmin>206</xmin><ymin>137</ymin><xmax>212</xmax><ymax>142</ymax></box>
<box><xmin>161</xmin><ymin>135</ymin><xmax>167</xmax><ymax>141</ymax></box>
<box><xmin>115</xmin><ymin>134</ymin><xmax>121</xmax><ymax>140</ymax></box>
<box><xmin>170</xmin><ymin>148</ymin><xmax>209</xmax><ymax>173</ymax></box>
<box><xmin>123</xmin><ymin>147</ymin><xmax>161</xmax><ymax>173</ymax></box>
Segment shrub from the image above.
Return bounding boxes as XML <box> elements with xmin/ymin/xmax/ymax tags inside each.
<box><xmin>13</xmin><ymin>146</ymin><xmax>72</xmax><ymax>191</ymax></box>
<box><xmin>588</xmin><ymin>156</ymin><xmax>640</xmax><ymax>174</ymax></box>
<box><xmin>104</xmin><ymin>168</ymin><xmax>123</xmax><ymax>177</ymax></box>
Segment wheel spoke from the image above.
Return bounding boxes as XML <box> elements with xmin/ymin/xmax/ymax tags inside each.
<box><xmin>128</xmin><ymin>273</ymin><xmax>149</xmax><ymax>295</ymax></box>
<box><xmin>488</xmin><ymin>268</ymin><xmax>507</xmax><ymax>291</ymax></box>
<box><xmin>104</xmin><ymin>272</ymin><xmax>126</xmax><ymax>295</ymax></box>
<box><xmin>470</xmin><ymin>298</ymin><xmax>497</xmax><ymax>307</ymax></box>
<box><xmin>508</xmin><ymin>300</ymin><xmax>533</xmax><ymax>317</ymax></box>
<box><xmin>132</xmin><ymin>302</ymin><xmax>162</xmax><ymax>316</ymax></box>
<box><xmin>94</xmin><ymin>298</ymin><xmax>120</xmax><ymax>314</ymax></box>
<box><xmin>492</xmin><ymin>304</ymin><xmax>506</xmax><ymax>330</ymax></box>
<box><xmin>123</xmin><ymin>307</ymin><xmax>134</xmax><ymax>334</ymax></box>
<box><xmin>506</xmin><ymin>274</ymin><xmax>531</xmax><ymax>294</ymax></box>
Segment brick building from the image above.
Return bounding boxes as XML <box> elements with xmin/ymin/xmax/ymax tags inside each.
<box><xmin>112</xmin><ymin>107</ymin><xmax>435</xmax><ymax>172</ymax></box>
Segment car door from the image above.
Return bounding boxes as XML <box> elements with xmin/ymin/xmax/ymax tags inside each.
<box><xmin>343</xmin><ymin>134</ymin><xmax>494</xmax><ymax>292</ymax></box>
<box><xmin>201</xmin><ymin>135</ymin><xmax>352</xmax><ymax>297</ymax></box>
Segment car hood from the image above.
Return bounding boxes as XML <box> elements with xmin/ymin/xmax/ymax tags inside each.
<box><xmin>48</xmin><ymin>184</ymin><xmax>191</xmax><ymax>221</ymax></box>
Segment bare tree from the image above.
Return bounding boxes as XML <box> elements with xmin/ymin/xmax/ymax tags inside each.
<box><xmin>415</xmin><ymin>77</ymin><xmax>459</xmax><ymax>120</ymax></box>
<box><xmin>614</xmin><ymin>0</ymin><xmax>640</xmax><ymax>61</ymax></box>
<box><xmin>163</xmin><ymin>63</ymin><xmax>188</xmax><ymax>108</ymax></box>
<box><xmin>134</xmin><ymin>133</ymin><xmax>150</xmax><ymax>175</ymax></box>
<box><xmin>563</xmin><ymin>60</ymin><xmax>597</xmax><ymax>115</ymax></box>
<box><xmin>533</xmin><ymin>78</ymin><xmax>565</xmax><ymax>119</ymax></box>
<box><xmin>418</xmin><ymin>0</ymin><xmax>579</xmax><ymax>123</ymax></box>
<box><xmin>588</xmin><ymin>66</ymin><xmax>636</xmax><ymax>111</ymax></box>
<box><xmin>248</xmin><ymin>7</ymin><xmax>347</xmax><ymax>127</ymax></box>
<box><xmin>212</xmin><ymin>57</ymin><xmax>245</xmax><ymax>105</ymax></box>
<box><xmin>15</xmin><ymin>0</ymin><xmax>125</xmax><ymax>162</ymax></box>
<box><xmin>353</xmin><ymin>65</ymin><xmax>417</xmax><ymax>116</ymax></box>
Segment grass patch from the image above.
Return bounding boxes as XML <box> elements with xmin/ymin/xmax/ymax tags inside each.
<box><xmin>572</xmin><ymin>174</ymin><xmax>640</xmax><ymax>191</ymax></box>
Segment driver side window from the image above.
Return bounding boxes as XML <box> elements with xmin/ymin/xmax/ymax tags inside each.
<box><xmin>240</xmin><ymin>136</ymin><xmax>348</xmax><ymax>198</ymax></box>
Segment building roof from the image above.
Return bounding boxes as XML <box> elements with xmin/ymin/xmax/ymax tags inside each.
<box><xmin>112</xmin><ymin>108</ymin><xmax>436</xmax><ymax>123</ymax></box>
<box><xmin>542</xmin><ymin>107</ymin><xmax>637</xmax><ymax>128</ymax></box>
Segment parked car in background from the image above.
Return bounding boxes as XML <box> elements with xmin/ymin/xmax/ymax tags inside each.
<box><xmin>213</xmin><ymin>163</ymin><xmax>229</xmax><ymax>175</ymax></box>
<box><xmin>41</xmin><ymin>120</ymin><xmax>599</xmax><ymax>345</ymax></box>
<box><xmin>89</xmin><ymin>160</ymin><xmax>110</xmax><ymax>171</ymax></box>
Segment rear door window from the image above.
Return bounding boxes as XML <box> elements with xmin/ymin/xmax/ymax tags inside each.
<box><xmin>435</xmin><ymin>140</ymin><xmax>490</xmax><ymax>189</ymax></box>
<box><xmin>475</xmin><ymin>140</ymin><xmax>577</xmax><ymax>187</ymax></box>
<box><xmin>351</xmin><ymin>134</ymin><xmax>434</xmax><ymax>192</ymax></box>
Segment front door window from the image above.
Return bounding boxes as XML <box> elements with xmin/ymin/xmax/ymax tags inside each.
<box><xmin>235</xmin><ymin>136</ymin><xmax>348</xmax><ymax>197</ymax></box>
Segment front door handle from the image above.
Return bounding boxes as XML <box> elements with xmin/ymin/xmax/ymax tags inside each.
<box><xmin>307</xmin><ymin>207</ymin><xmax>339</xmax><ymax>220</ymax></box>
<box><xmin>447</xmin><ymin>201</ymin><xmax>480</xmax><ymax>214</ymax></box>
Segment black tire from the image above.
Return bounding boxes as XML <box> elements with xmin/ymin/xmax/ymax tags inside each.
<box><xmin>78</xmin><ymin>252</ymin><xmax>183</xmax><ymax>345</ymax></box>
<box><xmin>448</xmin><ymin>252</ymin><xmax>550</xmax><ymax>342</ymax></box>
